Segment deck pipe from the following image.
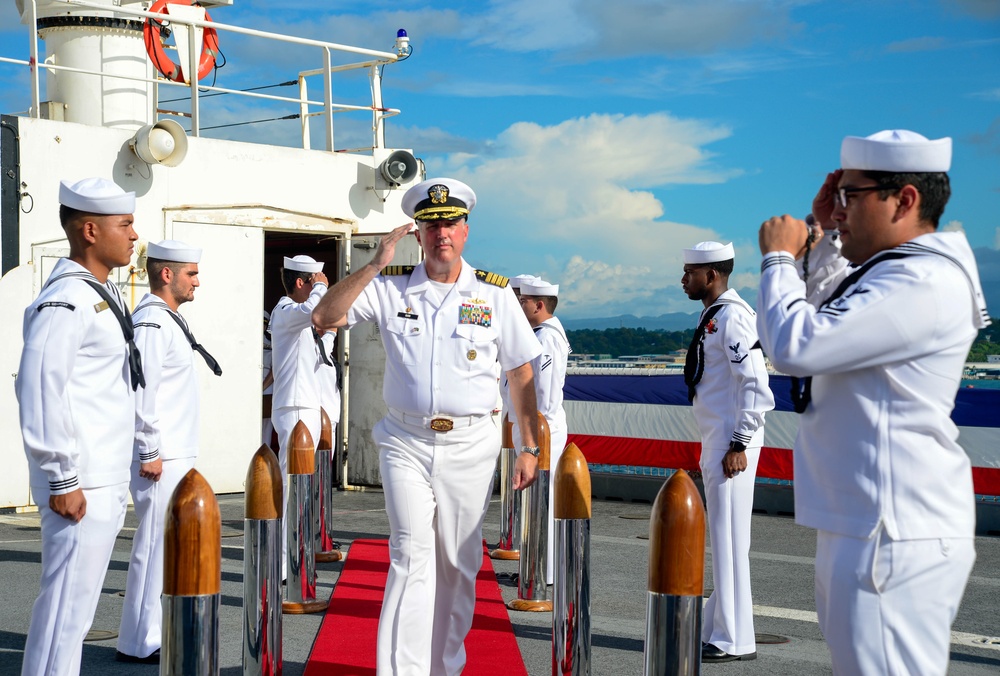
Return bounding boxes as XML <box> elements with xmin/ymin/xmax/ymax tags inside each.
<box><xmin>509</xmin><ymin>411</ymin><xmax>553</xmax><ymax>612</ymax></box>
<box><xmin>314</xmin><ymin>408</ymin><xmax>342</xmax><ymax>563</ymax></box>
<box><xmin>552</xmin><ymin>442</ymin><xmax>592</xmax><ymax>676</ymax></box>
<box><xmin>282</xmin><ymin>421</ymin><xmax>329</xmax><ymax>614</ymax></box>
<box><xmin>242</xmin><ymin>445</ymin><xmax>283</xmax><ymax>676</ymax></box>
<box><xmin>491</xmin><ymin>415</ymin><xmax>520</xmax><ymax>561</ymax></box>
<box><xmin>162</xmin><ymin>469</ymin><xmax>221</xmax><ymax>676</ymax></box>
<box><xmin>643</xmin><ymin>469</ymin><xmax>705</xmax><ymax>676</ymax></box>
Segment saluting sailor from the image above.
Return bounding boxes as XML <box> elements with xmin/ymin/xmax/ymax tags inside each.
<box><xmin>116</xmin><ymin>239</ymin><xmax>220</xmax><ymax>664</ymax></box>
<box><xmin>17</xmin><ymin>178</ymin><xmax>140</xmax><ymax>676</ymax></box>
<box><xmin>681</xmin><ymin>241</ymin><xmax>774</xmax><ymax>663</ymax></box>
<box><xmin>312</xmin><ymin>177</ymin><xmax>542</xmax><ymax>676</ymax></box>
<box><xmin>758</xmin><ymin>130</ymin><xmax>989</xmax><ymax>674</ymax></box>
<box><xmin>269</xmin><ymin>254</ymin><xmax>329</xmax><ymax>576</ymax></box>
<box><xmin>516</xmin><ymin>277</ymin><xmax>572</xmax><ymax>585</ymax></box>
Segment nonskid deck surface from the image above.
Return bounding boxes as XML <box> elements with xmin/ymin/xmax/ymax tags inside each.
<box><xmin>1</xmin><ymin>489</ymin><xmax>998</xmax><ymax>675</ymax></box>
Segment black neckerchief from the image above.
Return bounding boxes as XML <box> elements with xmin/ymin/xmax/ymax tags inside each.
<box><xmin>684</xmin><ymin>303</ymin><xmax>725</xmax><ymax>403</ymax></box>
<box><xmin>137</xmin><ymin>298</ymin><xmax>222</xmax><ymax>376</ymax></box>
<box><xmin>47</xmin><ymin>271</ymin><xmax>145</xmax><ymax>390</ymax></box>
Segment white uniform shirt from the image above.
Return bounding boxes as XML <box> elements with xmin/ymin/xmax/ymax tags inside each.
<box><xmin>270</xmin><ymin>282</ymin><xmax>328</xmax><ymax>410</ymax></box>
<box><xmin>318</xmin><ymin>331</ymin><xmax>342</xmax><ymax>425</ymax></box>
<box><xmin>758</xmin><ymin>231</ymin><xmax>989</xmax><ymax>540</ymax></box>
<box><xmin>16</xmin><ymin>258</ymin><xmax>134</xmax><ymax>494</ymax></box>
<box><xmin>691</xmin><ymin>289</ymin><xmax>774</xmax><ymax>450</ymax></box>
<box><xmin>131</xmin><ymin>293</ymin><xmax>200</xmax><ymax>462</ymax></box>
<box><xmin>345</xmin><ymin>260</ymin><xmax>541</xmax><ymax>417</ymax></box>
<box><xmin>512</xmin><ymin>317</ymin><xmax>570</xmax><ymax>442</ymax></box>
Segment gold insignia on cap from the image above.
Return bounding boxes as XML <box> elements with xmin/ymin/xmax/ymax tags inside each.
<box><xmin>467</xmin><ymin>349</ymin><xmax>477</xmax><ymax>361</ymax></box>
<box><xmin>429</xmin><ymin>184</ymin><xmax>449</xmax><ymax>204</ymax></box>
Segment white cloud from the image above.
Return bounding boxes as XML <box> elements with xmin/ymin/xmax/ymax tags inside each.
<box><xmin>994</xmin><ymin>227</ymin><xmax>1000</xmax><ymax>250</ymax></box>
<box><xmin>419</xmin><ymin>111</ymin><xmax>750</xmax><ymax>317</ymax></box>
<box><xmin>474</xmin><ymin>0</ymin><xmax>802</xmax><ymax>58</ymax></box>
<box><xmin>942</xmin><ymin>219</ymin><xmax>965</xmax><ymax>233</ymax></box>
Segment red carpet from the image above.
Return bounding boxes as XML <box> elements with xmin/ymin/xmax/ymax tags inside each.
<box><xmin>304</xmin><ymin>540</ymin><xmax>528</xmax><ymax>675</ymax></box>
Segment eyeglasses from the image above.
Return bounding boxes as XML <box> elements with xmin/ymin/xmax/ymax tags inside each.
<box><xmin>835</xmin><ymin>184</ymin><xmax>898</xmax><ymax>208</ymax></box>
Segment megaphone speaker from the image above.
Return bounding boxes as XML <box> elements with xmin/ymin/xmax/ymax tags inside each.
<box><xmin>130</xmin><ymin>120</ymin><xmax>189</xmax><ymax>167</ymax></box>
<box><xmin>378</xmin><ymin>150</ymin><xmax>418</xmax><ymax>185</ymax></box>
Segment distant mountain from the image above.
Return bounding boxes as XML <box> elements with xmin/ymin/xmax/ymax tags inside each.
<box><xmin>561</xmin><ymin>312</ymin><xmax>698</xmax><ymax>332</ymax></box>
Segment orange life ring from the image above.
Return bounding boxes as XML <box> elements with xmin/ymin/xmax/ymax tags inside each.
<box><xmin>143</xmin><ymin>0</ymin><xmax>220</xmax><ymax>83</ymax></box>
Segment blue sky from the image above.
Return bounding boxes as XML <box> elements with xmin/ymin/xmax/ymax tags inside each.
<box><xmin>2</xmin><ymin>0</ymin><xmax>999</xmax><ymax>319</ymax></box>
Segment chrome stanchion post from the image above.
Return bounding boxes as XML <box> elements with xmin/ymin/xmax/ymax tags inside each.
<box><xmin>509</xmin><ymin>411</ymin><xmax>553</xmax><ymax>612</ymax></box>
<box><xmin>552</xmin><ymin>442</ymin><xmax>592</xmax><ymax>676</ymax></box>
<box><xmin>242</xmin><ymin>445</ymin><xmax>283</xmax><ymax>675</ymax></box>
<box><xmin>643</xmin><ymin>469</ymin><xmax>705</xmax><ymax>676</ymax></box>
<box><xmin>315</xmin><ymin>408</ymin><xmax>342</xmax><ymax>563</ymax></box>
<box><xmin>161</xmin><ymin>469</ymin><xmax>221</xmax><ymax>676</ymax></box>
<box><xmin>491</xmin><ymin>415</ymin><xmax>520</xmax><ymax>561</ymax></box>
<box><xmin>283</xmin><ymin>421</ymin><xmax>329</xmax><ymax>614</ymax></box>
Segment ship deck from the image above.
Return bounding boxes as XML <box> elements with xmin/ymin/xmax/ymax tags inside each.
<box><xmin>1</xmin><ymin>486</ymin><xmax>999</xmax><ymax>675</ymax></box>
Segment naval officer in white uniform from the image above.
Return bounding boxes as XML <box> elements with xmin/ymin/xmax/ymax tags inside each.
<box><xmin>758</xmin><ymin>130</ymin><xmax>989</xmax><ymax>675</ymax></box>
<box><xmin>116</xmin><ymin>239</ymin><xmax>220</xmax><ymax>663</ymax></box>
<box><xmin>17</xmin><ymin>178</ymin><xmax>139</xmax><ymax>676</ymax></box>
<box><xmin>269</xmin><ymin>254</ymin><xmax>329</xmax><ymax>574</ymax></box>
<box><xmin>516</xmin><ymin>277</ymin><xmax>571</xmax><ymax>585</ymax></box>
<box><xmin>681</xmin><ymin>241</ymin><xmax>773</xmax><ymax>663</ymax></box>
<box><xmin>313</xmin><ymin>177</ymin><xmax>542</xmax><ymax>676</ymax></box>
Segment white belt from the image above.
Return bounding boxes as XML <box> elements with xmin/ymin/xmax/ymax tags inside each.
<box><xmin>388</xmin><ymin>408</ymin><xmax>489</xmax><ymax>432</ymax></box>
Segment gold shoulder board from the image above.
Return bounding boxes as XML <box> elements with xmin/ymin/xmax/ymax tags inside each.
<box><xmin>475</xmin><ymin>269</ymin><xmax>509</xmax><ymax>288</ymax></box>
<box><xmin>381</xmin><ymin>265</ymin><xmax>415</xmax><ymax>276</ymax></box>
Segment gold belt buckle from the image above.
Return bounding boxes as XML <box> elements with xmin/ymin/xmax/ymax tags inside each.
<box><xmin>429</xmin><ymin>417</ymin><xmax>454</xmax><ymax>432</ymax></box>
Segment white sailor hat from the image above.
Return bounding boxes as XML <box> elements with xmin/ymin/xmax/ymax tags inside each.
<box><xmin>841</xmin><ymin>129</ymin><xmax>952</xmax><ymax>173</ymax></box>
<box><xmin>510</xmin><ymin>274</ymin><xmax>540</xmax><ymax>291</ymax></box>
<box><xmin>59</xmin><ymin>177</ymin><xmax>135</xmax><ymax>215</ymax></box>
<box><xmin>521</xmin><ymin>278</ymin><xmax>559</xmax><ymax>297</ymax></box>
<box><xmin>683</xmin><ymin>241</ymin><xmax>734</xmax><ymax>265</ymax></box>
<box><xmin>402</xmin><ymin>177</ymin><xmax>477</xmax><ymax>222</ymax></box>
<box><xmin>283</xmin><ymin>255</ymin><xmax>324</xmax><ymax>273</ymax></box>
<box><xmin>147</xmin><ymin>239</ymin><xmax>201</xmax><ymax>263</ymax></box>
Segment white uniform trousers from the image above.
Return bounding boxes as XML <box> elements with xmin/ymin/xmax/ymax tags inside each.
<box><xmin>373</xmin><ymin>413</ymin><xmax>500</xmax><ymax>676</ymax></box>
<box><xmin>117</xmin><ymin>457</ymin><xmax>197</xmax><ymax>658</ymax></box>
<box><xmin>22</xmin><ymin>482</ymin><xmax>129</xmax><ymax>676</ymax></box>
<box><xmin>273</xmin><ymin>406</ymin><xmax>320</xmax><ymax>577</ymax></box>
<box><xmin>815</xmin><ymin>528</ymin><xmax>975</xmax><ymax>676</ymax></box>
<box><xmin>700</xmin><ymin>444</ymin><xmax>760</xmax><ymax>657</ymax></box>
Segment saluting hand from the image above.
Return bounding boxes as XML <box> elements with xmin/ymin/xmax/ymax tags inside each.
<box><xmin>372</xmin><ymin>222</ymin><xmax>415</xmax><ymax>271</ymax></box>
<box><xmin>50</xmin><ymin>488</ymin><xmax>87</xmax><ymax>522</ymax></box>
<box><xmin>811</xmin><ymin>169</ymin><xmax>843</xmax><ymax>230</ymax></box>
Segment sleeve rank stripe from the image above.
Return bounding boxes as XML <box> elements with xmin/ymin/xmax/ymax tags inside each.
<box><xmin>381</xmin><ymin>265</ymin><xmax>415</xmax><ymax>276</ymax></box>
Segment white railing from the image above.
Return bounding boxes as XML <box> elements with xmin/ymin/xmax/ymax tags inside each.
<box><xmin>0</xmin><ymin>0</ymin><xmax>406</xmax><ymax>152</ymax></box>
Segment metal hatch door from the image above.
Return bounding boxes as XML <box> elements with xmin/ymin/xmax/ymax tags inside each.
<box><xmin>171</xmin><ymin>220</ymin><xmax>264</xmax><ymax>494</ymax></box>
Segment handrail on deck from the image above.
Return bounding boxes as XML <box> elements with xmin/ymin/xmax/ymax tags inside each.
<box><xmin>2</xmin><ymin>0</ymin><xmax>405</xmax><ymax>152</ymax></box>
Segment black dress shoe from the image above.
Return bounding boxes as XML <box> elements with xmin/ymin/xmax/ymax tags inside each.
<box><xmin>701</xmin><ymin>643</ymin><xmax>756</xmax><ymax>663</ymax></box>
<box><xmin>115</xmin><ymin>649</ymin><xmax>160</xmax><ymax>664</ymax></box>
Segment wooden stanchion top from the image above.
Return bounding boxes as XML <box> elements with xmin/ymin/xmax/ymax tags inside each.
<box><xmin>537</xmin><ymin>411</ymin><xmax>551</xmax><ymax>472</ymax></box>
<box><xmin>164</xmin><ymin>469</ymin><xmax>221</xmax><ymax>596</ymax></box>
<box><xmin>553</xmin><ymin>442</ymin><xmax>591</xmax><ymax>520</ymax></box>
<box><xmin>318</xmin><ymin>407</ymin><xmax>333</xmax><ymax>452</ymax></box>
<box><xmin>245</xmin><ymin>444</ymin><xmax>283</xmax><ymax>520</ymax></box>
<box><xmin>502</xmin><ymin>415</ymin><xmax>513</xmax><ymax>450</ymax></box>
<box><xmin>648</xmin><ymin>469</ymin><xmax>705</xmax><ymax>597</ymax></box>
<box><xmin>288</xmin><ymin>419</ymin><xmax>315</xmax><ymax>475</ymax></box>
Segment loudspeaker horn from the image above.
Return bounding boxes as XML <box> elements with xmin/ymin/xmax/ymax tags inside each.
<box><xmin>378</xmin><ymin>150</ymin><xmax>418</xmax><ymax>186</ymax></box>
<box><xmin>130</xmin><ymin>120</ymin><xmax>189</xmax><ymax>167</ymax></box>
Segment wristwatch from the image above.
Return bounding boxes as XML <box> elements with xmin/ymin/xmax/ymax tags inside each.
<box><xmin>520</xmin><ymin>446</ymin><xmax>540</xmax><ymax>457</ymax></box>
<box><xmin>729</xmin><ymin>441</ymin><xmax>747</xmax><ymax>453</ymax></box>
